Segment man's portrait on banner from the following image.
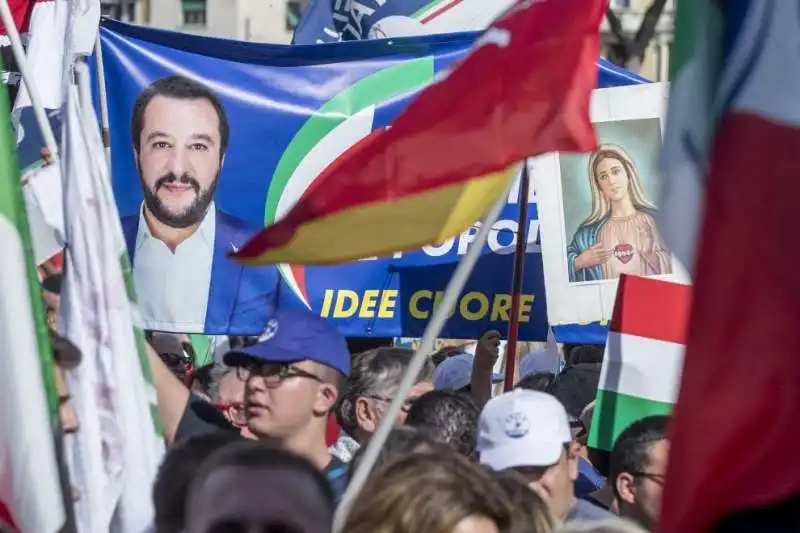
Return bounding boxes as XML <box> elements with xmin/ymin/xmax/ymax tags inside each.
<box><xmin>120</xmin><ymin>75</ymin><xmax>295</xmax><ymax>334</ymax></box>
<box><xmin>559</xmin><ymin>119</ymin><xmax>671</xmax><ymax>283</ymax></box>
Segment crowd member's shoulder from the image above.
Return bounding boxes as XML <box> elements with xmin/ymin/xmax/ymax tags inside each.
<box><xmin>175</xmin><ymin>393</ymin><xmax>239</xmax><ymax>443</ymax></box>
<box><xmin>324</xmin><ymin>455</ymin><xmax>349</xmax><ymax>505</ymax></box>
<box><xmin>566</xmin><ymin>498</ymin><xmax>617</xmax><ymax>523</ymax></box>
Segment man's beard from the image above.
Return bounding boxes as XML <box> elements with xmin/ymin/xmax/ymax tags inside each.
<box><xmin>140</xmin><ymin>171</ymin><xmax>219</xmax><ymax>229</ymax></box>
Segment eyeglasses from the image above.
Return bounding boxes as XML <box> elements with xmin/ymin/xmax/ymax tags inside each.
<box><xmin>366</xmin><ymin>395</ymin><xmax>418</xmax><ymax>413</ymax></box>
<box><xmin>631</xmin><ymin>471</ymin><xmax>667</xmax><ymax>486</ymax></box>
<box><xmin>235</xmin><ymin>362</ymin><xmax>324</xmax><ymax>387</ymax></box>
<box><xmin>212</xmin><ymin>402</ymin><xmax>247</xmax><ymax>427</ymax></box>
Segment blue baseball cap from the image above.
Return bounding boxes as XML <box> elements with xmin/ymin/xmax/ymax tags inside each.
<box><xmin>224</xmin><ymin>309</ymin><xmax>351</xmax><ymax>377</ymax></box>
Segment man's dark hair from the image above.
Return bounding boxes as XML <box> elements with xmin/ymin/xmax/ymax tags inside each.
<box><xmin>152</xmin><ymin>431</ymin><xmax>241</xmax><ymax>533</ymax></box>
<box><xmin>131</xmin><ymin>75</ymin><xmax>230</xmax><ymax>158</ymax></box>
<box><xmin>405</xmin><ymin>390</ymin><xmax>480</xmax><ymax>458</ymax></box>
<box><xmin>515</xmin><ymin>371</ymin><xmax>556</xmax><ymax>393</ymax></box>
<box><xmin>188</xmin><ymin>440</ymin><xmax>334</xmax><ymax>514</ymax></box>
<box><xmin>566</xmin><ymin>344</ymin><xmax>605</xmax><ymax>365</ymax></box>
<box><xmin>348</xmin><ymin>426</ymin><xmax>449</xmax><ymax>480</ymax></box>
<box><xmin>609</xmin><ymin>415</ymin><xmax>670</xmax><ymax>501</ymax></box>
<box><xmin>550</xmin><ymin>363</ymin><xmax>601</xmax><ymax>420</ymax></box>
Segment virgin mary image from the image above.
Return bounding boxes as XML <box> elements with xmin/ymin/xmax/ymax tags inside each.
<box><xmin>567</xmin><ymin>144</ymin><xmax>672</xmax><ymax>282</ymax></box>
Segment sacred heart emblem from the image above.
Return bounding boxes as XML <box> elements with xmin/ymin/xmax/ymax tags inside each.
<box><xmin>614</xmin><ymin>243</ymin><xmax>634</xmax><ymax>264</ymax></box>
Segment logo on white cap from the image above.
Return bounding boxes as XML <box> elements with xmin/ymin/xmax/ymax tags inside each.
<box><xmin>259</xmin><ymin>319</ymin><xmax>279</xmax><ymax>342</ymax></box>
<box><xmin>504</xmin><ymin>412</ymin><xmax>530</xmax><ymax>438</ymax></box>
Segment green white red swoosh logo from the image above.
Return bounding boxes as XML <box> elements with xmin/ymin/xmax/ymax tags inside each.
<box><xmin>264</xmin><ymin>57</ymin><xmax>435</xmax><ymax>308</ymax></box>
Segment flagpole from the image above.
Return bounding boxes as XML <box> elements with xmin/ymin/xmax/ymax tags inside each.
<box><xmin>333</xmin><ymin>171</ymin><xmax>519</xmax><ymax>533</ymax></box>
<box><xmin>503</xmin><ymin>163</ymin><xmax>530</xmax><ymax>391</ymax></box>
<box><xmin>93</xmin><ymin>34</ymin><xmax>112</xmax><ymax>166</ymax></box>
<box><xmin>0</xmin><ymin>0</ymin><xmax>59</xmax><ymax>160</ymax></box>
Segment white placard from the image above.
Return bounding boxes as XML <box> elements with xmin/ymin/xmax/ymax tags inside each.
<box><xmin>533</xmin><ymin>83</ymin><xmax>690</xmax><ymax>326</ymax></box>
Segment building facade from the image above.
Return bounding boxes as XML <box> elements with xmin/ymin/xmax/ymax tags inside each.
<box><xmin>603</xmin><ymin>0</ymin><xmax>675</xmax><ymax>81</ymax></box>
<box><xmin>102</xmin><ymin>0</ymin><xmax>675</xmax><ymax>79</ymax></box>
<box><xmin>101</xmin><ymin>0</ymin><xmax>300</xmax><ymax>43</ymax></box>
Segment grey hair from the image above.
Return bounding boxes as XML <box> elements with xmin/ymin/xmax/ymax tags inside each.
<box><xmin>336</xmin><ymin>347</ymin><xmax>434</xmax><ymax>436</ymax></box>
<box><xmin>207</xmin><ymin>362</ymin><xmax>233</xmax><ymax>403</ymax></box>
<box><xmin>559</xmin><ymin>519</ymin><xmax>648</xmax><ymax>533</ymax></box>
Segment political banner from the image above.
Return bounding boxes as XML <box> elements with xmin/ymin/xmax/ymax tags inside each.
<box><xmin>98</xmin><ymin>19</ymin><xmax>647</xmax><ymax>341</ymax></box>
<box><xmin>292</xmin><ymin>0</ymin><xmax>516</xmax><ymax>44</ymax></box>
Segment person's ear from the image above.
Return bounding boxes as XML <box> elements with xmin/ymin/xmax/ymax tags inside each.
<box><xmin>313</xmin><ymin>382</ymin><xmax>338</xmax><ymax>415</ymax></box>
<box><xmin>566</xmin><ymin>441</ymin><xmax>581</xmax><ymax>482</ymax></box>
<box><xmin>355</xmin><ymin>396</ymin><xmax>378</xmax><ymax>434</ymax></box>
<box><xmin>615</xmin><ymin>472</ymin><xmax>637</xmax><ymax>506</ymax></box>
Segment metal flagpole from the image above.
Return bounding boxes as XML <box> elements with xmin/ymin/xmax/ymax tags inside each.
<box><xmin>333</xmin><ymin>170</ymin><xmax>520</xmax><ymax>533</ymax></box>
<box><xmin>0</xmin><ymin>0</ymin><xmax>59</xmax><ymax>160</ymax></box>
<box><xmin>93</xmin><ymin>34</ymin><xmax>112</xmax><ymax>166</ymax></box>
<box><xmin>503</xmin><ymin>163</ymin><xmax>530</xmax><ymax>391</ymax></box>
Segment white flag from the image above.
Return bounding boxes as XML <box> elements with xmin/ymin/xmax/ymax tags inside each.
<box><xmin>0</xmin><ymin>60</ymin><xmax>65</xmax><ymax>531</ymax></box>
<box><xmin>59</xmin><ymin>63</ymin><xmax>164</xmax><ymax>533</ymax></box>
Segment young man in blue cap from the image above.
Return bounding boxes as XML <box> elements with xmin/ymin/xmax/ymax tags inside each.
<box><xmin>222</xmin><ymin>309</ymin><xmax>351</xmax><ymax>502</ymax></box>
<box><xmin>146</xmin><ymin>308</ymin><xmax>351</xmax><ymax>503</ymax></box>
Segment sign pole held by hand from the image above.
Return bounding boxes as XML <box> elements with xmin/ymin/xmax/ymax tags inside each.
<box><xmin>503</xmin><ymin>163</ymin><xmax>530</xmax><ymax>391</ymax></box>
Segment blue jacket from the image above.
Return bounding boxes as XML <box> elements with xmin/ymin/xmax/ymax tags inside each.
<box><xmin>121</xmin><ymin>209</ymin><xmax>297</xmax><ymax>335</ymax></box>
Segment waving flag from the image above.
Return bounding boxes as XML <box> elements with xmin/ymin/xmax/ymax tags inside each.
<box><xmin>60</xmin><ymin>64</ymin><xmax>164</xmax><ymax>533</ymax></box>
<box><xmin>0</xmin><ymin>54</ymin><xmax>65</xmax><ymax>533</ymax></box>
<box><xmin>588</xmin><ymin>275</ymin><xmax>690</xmax><ymax>452</ymax></box>
<box><xmin>235</xmin><ymin>0</ymin><xmax>604</xmax><ymax>265</ymax></box>
<box><xmin>660</xmin><ymin>3</ymin><xmax>800</xmax><ymax>533</ymax></box>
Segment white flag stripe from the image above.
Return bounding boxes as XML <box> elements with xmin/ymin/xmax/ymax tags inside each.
<box><xmin>23</xmin><ymin>161</ymin><xmax>65</xmax><ymax>264</ymax></box>
<box><xmin>61</xmin><ymin>62</ymin><xmax>163</xmax><ymax>533</ymax></box>
<box><xmin>724</xmin><ymin>3</ymin><xmax>800</xmax><ymax>124</ymax></box>
<box><xmin>599</xmin><ymin>332</ymin><xmax>685</xmax><ymax>405</ymax></box>
<box><xmin>0</xmin><ymin>217</ymin><xmax>65</xmax><ymax>533</ymax></box>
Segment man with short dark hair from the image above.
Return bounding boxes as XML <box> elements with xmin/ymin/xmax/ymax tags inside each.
<box><xmin>122</xmin><ymin>75</ymin><xmax>292</xmax><ymax>334</ymax></box>
<box><xmin>185</xmin><ymin>440</ymin><xmax>334</xmax><ymax>533</ymax></box>
<box><xmin>609</xmin><ymin>415</ymin><xmax>670</xmax><ymax>531</ymax></box>
<box><xmin>405</xmin><ymin>390</ymin><xmax>479</xmax><ymax>459</ymax></box>
<box><xmin>152</xmin><ymin>432</ymin><xmax>241</xmax><ymax>533</ymax></box>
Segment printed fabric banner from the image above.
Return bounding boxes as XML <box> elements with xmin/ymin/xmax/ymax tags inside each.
<box><xmin>292</xmin><ymin>0</ymin><xmax>517</xmax><ymax>44</ymax></box>
<box><xmin>98</xmin><ymin>18</ymin><xmax>647</xmax><ymax>340</ymax></box>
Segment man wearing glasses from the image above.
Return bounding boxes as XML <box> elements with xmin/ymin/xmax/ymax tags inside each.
<box><xmin>608</xmin><ymin>415</ymin><xmax>670</xmax><ymax>531</ymax></box>
<box><xmin>332</xmin><ymin>347</ymin><xmax>435</xmax><ymax>462</ymax></box>
<box><xmin>223</xmin><ymin>309</ymin><xmax>351</xmax><ymax>503</ymax></box>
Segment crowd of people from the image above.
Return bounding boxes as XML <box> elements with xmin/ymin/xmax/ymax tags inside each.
<box><xmin>38</xmin><ymin>267</ymin><xmax>670</xmax><ymax>533</ymax></box>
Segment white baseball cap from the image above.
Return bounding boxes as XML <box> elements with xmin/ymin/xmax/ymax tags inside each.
<box><xmin>432</xmin><ymin>353</ymin><xmax>504</xmax><ymax>391</ymax></box>
<box><xmin>478</xmin><ymin>389</ymin><xmax>572</xmax><ymax>471</ymax></box>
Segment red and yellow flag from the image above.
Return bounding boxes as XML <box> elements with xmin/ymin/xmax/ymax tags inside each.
<box><xmin>234</xmin><ymin>0</ymin><xmax>604</xmax><ymax>265</ymax></box>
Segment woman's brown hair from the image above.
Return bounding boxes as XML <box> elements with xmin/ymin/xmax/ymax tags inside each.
<box><xmin>343</xmin><ymin>452</ymin><xmax>514</xmax><ymax>533</ymax></box>
<box><xmin>491</xmin><ymin>468</ymin><xmax>556</xmax><ymax>533</ymax></box>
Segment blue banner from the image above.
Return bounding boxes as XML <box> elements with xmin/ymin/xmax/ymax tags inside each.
<box><xmin>98</xmin><ymin>19</ymin><xmax>646</xmax><ymax>341</ymax></box>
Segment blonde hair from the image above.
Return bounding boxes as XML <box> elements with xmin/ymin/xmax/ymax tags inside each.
<box><xmin>559</xmin><ymin>518</ymin><xmax>648</xmax><ymax>533</ymax></box>
<box><xmin>582</xmin><ymin>144</ymin><xmax>656</xmax><ymax>226</ymax></box>
<box><xmin>343</xmin><ymin>452</ymin><xmax>515</xmax><ymax>533</ymax></box>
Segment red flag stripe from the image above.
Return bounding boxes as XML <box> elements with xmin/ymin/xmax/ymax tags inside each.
<box><xmin>661</xmin><ymin>112</ymin><xmax>800</xmax><ymax>533</ymax></box>
<box><xmin>609</xmin><ymin>275</ymin><xmax>692</xmax><ymax>345</ymax></box>
<box><xmin>0</xmin><ymin>0</ymin><xmax>52</xmax><ymax>36</ymax></box>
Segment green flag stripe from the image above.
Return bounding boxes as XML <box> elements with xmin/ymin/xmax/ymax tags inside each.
<box><xmin>588</xmin><ymin>390</ymin><xmax>674</xmax><ymax>451</ymax></box>
<box><xmin>0</xmin><ymin>60</ymin><xmax>58</xmax><ymax>416</ymax></box>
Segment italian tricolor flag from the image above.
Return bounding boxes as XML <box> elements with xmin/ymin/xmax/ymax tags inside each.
<box><xmin>587</xmin><ymin>274</ymin><xmax>691</xmax><ymax>451</ymax></box>
<box><xmin>0</xmin><ymin>54</ymin><xmax>65</xmax><ymax>532</ymax></box>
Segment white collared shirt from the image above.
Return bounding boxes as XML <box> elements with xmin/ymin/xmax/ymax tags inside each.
<box><xmin>133</xmin><ymin>203</ymin><xmax>215</xmax><ymax>332</ymax></box>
